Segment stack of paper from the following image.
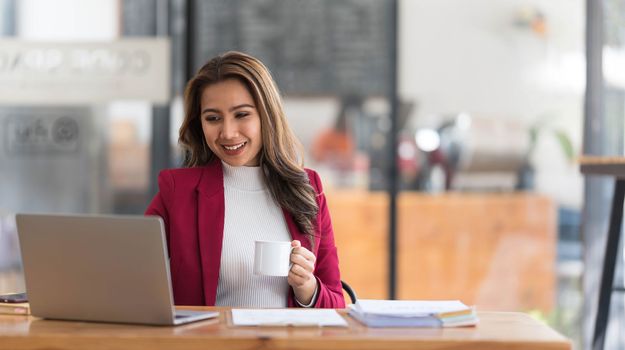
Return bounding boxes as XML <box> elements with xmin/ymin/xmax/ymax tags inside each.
<box><xmin>231</xmin><ymin>309</ymin><xmax>348</xmax><ymax>327</ymax></box>
<box><xmin>0</xmin><ymin>302</ymin><xmax>30</xmax><ymax>316</ymax></box>
<box><xmin>348</xmin><ymin>299</ymin><xmax>478</xmax><ymax>328</ymax></box>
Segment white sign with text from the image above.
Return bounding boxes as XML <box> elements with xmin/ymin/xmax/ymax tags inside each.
<box><xmin>0</xmin><ymin>38</ymin><xmax>170</xmax><ymax>104</ymax></box>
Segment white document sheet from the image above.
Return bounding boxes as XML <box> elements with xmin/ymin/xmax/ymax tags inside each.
<box><xmin>231</xmin><ymin>309</ymin><xmax>348</xmax><ymax>327</ymax></box>
<box><xmin>355</xmin><ymin>299</ymin><xmax>470</xmax><ymax>317</ymax></box>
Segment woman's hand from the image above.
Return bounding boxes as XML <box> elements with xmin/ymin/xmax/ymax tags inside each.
<box><xmin>288</xmin><ymin>240</ymin><xmax>318</xmax><ymax>306</ymax></box>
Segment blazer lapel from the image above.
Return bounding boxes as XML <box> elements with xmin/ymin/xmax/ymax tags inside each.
<box><xmin>282</xmin><ymin>208</ymin><xmax>311</xmax><ymax>252</ymax></box>
<box><xmin>196</xmin><ymin>160</ymin><xmax>224</xmax><ymax>306</ymax></box>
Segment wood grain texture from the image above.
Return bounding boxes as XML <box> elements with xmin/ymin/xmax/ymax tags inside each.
<box><xmin>327</xmin><ymin>191</ymin><xmax>556</xmax><ymax>312</ymax></box>
<box><xmin>0</xmin><ymin>308</ymin><xmax>571</xmax><ymax>350</ymax></box>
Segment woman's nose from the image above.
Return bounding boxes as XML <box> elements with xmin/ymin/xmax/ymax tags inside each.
<box><xmin>220</xmin><ymin>118</ymin><xmax>239</xmax><ymax>139</ymax></box>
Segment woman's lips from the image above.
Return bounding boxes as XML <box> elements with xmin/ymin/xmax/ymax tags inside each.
<box><xmin>221</xmin><ymin>141</ymin><xmax>247</xmax><ymax>155</ymax></box>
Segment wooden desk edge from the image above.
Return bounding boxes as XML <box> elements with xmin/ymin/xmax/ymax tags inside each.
<box><xmin>579</xmin><ymin>155</ymin><xmax>625</xmax><ymax>177</ymax></box>
<box><xmin>578</xmin><ymin>155</ymin><xmax>625</xmax><ymax>165</ymax></box>
<box><xmin>0</xmin><ymin>309</ymin><xmax>572</xmax><ymax>350</ymax></box>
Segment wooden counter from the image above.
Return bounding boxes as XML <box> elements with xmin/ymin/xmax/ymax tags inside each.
<box><xmin>328</xmin><ymin>191</ymin><xmax>556</xmax><ymax>312</ymax></box>
<box><xmin>0</xmin><ymin>307</ymin><xmax>571</xmax><ymax>350</ymax></box>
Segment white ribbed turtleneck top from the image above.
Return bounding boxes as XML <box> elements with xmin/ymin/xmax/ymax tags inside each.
<box><xmin>214</xmin><ymin>161</ymin><xmax>291</xmax><ymax>307</ymax></box>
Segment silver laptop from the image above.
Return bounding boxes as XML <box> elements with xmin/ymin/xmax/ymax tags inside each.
<box><xmin>16</xmin><ymin>213</ymin><xmax>218</xmax><ymax>326</ymax></box>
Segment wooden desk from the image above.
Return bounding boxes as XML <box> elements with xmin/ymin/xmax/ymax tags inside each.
<box><xmin>579</xmin><ymin>156</ymin><xmax>625</xmax><ymax>350</ymax></box>
<box><xmin>0</xmin><ymin>307</ymin><xmax>571</xmax><ymax>350</ymax></box>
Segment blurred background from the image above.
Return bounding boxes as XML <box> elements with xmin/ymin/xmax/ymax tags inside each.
<box><xmin>0</xmin><ymin>0</ymin><xmax>623</xmax><ymax>349</ymax></box>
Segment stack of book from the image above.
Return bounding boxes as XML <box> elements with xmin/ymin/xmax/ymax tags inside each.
<box><xmin>0</xmin><ymin>302</ymin><xmax>30</xmax><ymax>316</ymax></box>
<box><xmin>348</xmin><ymin>299</ymin><xmax>478</xmax><ymax>328</ymax></box>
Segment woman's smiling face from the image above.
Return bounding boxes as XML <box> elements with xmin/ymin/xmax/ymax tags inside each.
<box><xmin>200</xmin><ymin>78</ymin><xmax>262</xmax><ymax>167</ymax></box>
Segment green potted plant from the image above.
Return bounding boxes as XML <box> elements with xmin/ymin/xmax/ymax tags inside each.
<box><xmin>516</xmin><ymin>117</ymin><xmax>575</xmax><ymax>190</ymax></box>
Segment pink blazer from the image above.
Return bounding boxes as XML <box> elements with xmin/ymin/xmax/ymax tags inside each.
<box><xmin>145</xmin><ymin>160</ymin><xmax>345</xmax><ymax>308</ymax></box>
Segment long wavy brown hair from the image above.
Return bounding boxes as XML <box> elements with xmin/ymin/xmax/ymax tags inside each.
<box><xmin>179</xmin><ymin>51</ymin><xmax>319</xmax><ymax>241</ymax></box>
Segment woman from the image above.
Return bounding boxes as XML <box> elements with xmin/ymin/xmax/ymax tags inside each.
<box><xmin>145</xmin><ymin>51</ymin><xmax>345</xmax><ymax>308</ymax></box>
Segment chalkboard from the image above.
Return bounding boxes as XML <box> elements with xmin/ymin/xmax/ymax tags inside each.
<box><xmin>192</xmin><ymin>0</ymin><xmax>393</xmax><ymax>96</ymax></box>
<box><xmin>121</xmin><ymin>0</ymin><xmax>157</xmax><ymax>36</ymax></box>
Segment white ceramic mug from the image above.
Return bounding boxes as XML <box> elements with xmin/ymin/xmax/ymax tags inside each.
<box><xmin>253</xmin><ymin>240</ymin><xmax>293</xmax><ymax>276</ymax></box>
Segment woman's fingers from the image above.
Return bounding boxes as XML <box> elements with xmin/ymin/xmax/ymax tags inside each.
<box><xmin>288</xmin><ymin>240</ymin><xmax>317</xmax><ymax>288</ymax></box>
<box><xmin>290</xmin><ymin>241</ymin><xmax>316</xmax><ymax>264</ymax></box>
<box><xmin>290</xmin><ymin>253</ymin><xmax>314</xmax><ymax>272</ymax></box>
<box><xmin>292</xmin><ymin>247</ymin><xmax>316</xmax><ymax>264</ymax></box>
<box><xmin>288</xmin><ymin>258</ymin><xmax>313</xmax><ymax>288</ymax></box>
<box><xmin>288</xmin><ymin>265</ymin><xmax>314</xmax><ymax>286</ymax></box>
<box><xmin>290</xmin><ymin>262</ymin><xmax>311</xmax><ymax>277</ymax></box>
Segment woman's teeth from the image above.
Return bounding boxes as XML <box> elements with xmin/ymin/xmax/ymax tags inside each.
<box><xmin>223</xmin><ymin>142</ymin><xmax>245</xmax><ymax>150</ymax></box>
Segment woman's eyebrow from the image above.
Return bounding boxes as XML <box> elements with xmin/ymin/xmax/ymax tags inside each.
<box><xmin>201</xmin><ymin>104</ymin><xmax>255</xmax><ymax>115</ymax></box>
<box><xmin>201</xmin><ymin>108</ymin><xmax>219</xmax><ymax>115</ymax></box>
<box><xmin>230</xmin><ymin>103</ymin><xmax>255</xmax><ymax>111</ymax></box>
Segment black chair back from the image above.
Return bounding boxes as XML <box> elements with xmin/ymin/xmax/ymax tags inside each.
<box><xmin>341</xmin><ymin>280</ymin><xmax>357</xmax><ymax>304</ymax></box>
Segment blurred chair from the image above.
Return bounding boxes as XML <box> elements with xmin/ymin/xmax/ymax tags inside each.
<box><xmin>341</xmin><ymin>280</ymin><xmax>357</xmax><ymax>304</ymax></box>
